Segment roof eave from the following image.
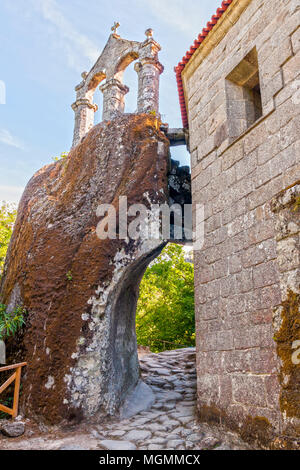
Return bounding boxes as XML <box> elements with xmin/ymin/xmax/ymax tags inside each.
<box><xmin>175</xmin><ymin>0</ymin><xmax>253</xmax><ymax>128</ymax></box>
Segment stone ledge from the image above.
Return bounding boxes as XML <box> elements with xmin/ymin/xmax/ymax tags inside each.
<box><xmin>217</xmin><ymin>108</ymin><xmax>275</xmax><ymax>159</ymax></box>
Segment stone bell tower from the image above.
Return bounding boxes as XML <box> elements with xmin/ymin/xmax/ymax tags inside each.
<box><xmin>71</xmin><ymin>24</ymin><xmax>164</xmax><ymax>148</ymax></box>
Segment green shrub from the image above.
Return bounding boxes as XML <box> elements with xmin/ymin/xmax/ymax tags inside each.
<box><xmin>0</xmin><ymin>202</ymin><xmax>17</xmax><ymax>278</ymax></box>
<box><xmin>0</xmin><ymin>396</ymin><xmax>13</xmax><ymax>419</ymax></box>
<box><xmin>0</xmin><ymin>304</ymin><xmax>26</xmax><ymax>340</ymax></box>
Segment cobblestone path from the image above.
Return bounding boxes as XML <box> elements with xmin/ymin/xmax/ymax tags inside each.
<box><xmin>0</xmin><ymin>348</ymin><xmax>250</xmax><ymax>450</ymax></box>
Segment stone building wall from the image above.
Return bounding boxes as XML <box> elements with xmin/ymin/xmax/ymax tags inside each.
<box><xmin>181</xmin><ymin>0</ymin><xmax>299</xmax><ymax>444</ymax></box>
<box><xmin>271</xmin><ymin>182</ymin><xmax>300</xmax><ymax>439</ymax></box>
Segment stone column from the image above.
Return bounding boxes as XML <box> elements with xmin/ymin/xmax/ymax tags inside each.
<box><xmin>99</xmin><ymin>79</ymin><xmax>129</xmax><ymax>121</ymax></box>
<box><xmin>135</xmin><ymin>37</ymin><xmax>164</xmax><ymax>115</ymax></box>
<box><xmin>71</xmin><ymin>98</ymin><xmax>98</xmax><ymax>148</ymax></box>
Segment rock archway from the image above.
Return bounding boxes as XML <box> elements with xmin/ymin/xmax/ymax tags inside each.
<box><xmin>0</xmin><ymin>28</ymin><xmax>192</xmax><ymax>425</ymax></box>
<box><xmin>0</xmin><ymin>115</ymin><xmax>170</xmax><ymax>424</ymax></box>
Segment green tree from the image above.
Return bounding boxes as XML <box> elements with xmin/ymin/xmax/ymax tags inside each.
<box><xmin>0</xmin><ymin>304</ymin><xmax>25</xmax><ymax>340</ymax></box>
<box><xmin>136</xmin><ymin>244</ymin><xmax>195</xmax><ymax>352</ymax></box>
<box><xmin>0</xmin><ymin>202</ymin><xmax>17</xmax><ymax>278</ymax></box>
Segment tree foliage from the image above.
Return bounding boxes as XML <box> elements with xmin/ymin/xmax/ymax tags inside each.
<box><xmin>136</xmin><ymin>244</ymin><xmax>195</xmax><ymax>352</ymax></box>
<box><xmin>0</xmin><ymin>304</ymin><xmax>25</xmax><ymax>340</ymax></box>
<box><xmin>0</xmin><ymin>202</ymin><xmax>17</xmax><ymax>278</ymax></box>
<box><xmin>52</xmin><ymin>151</ymin><xmax>69</xmax><ymax>162</ymax></box>
<box><xmin>0</xmin><ymin>202</ymin><xmax>26</xmax><ymax>341</ymax></box>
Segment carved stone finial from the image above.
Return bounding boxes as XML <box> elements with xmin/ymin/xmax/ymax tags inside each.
<box><xmin>111</xmin><ymin>22</ymin><xmax>120</xmax><ymax>35</ymax></box>
<box><xmin>71</xmin><ymin>25</ymin><xmax>163</xmax><ymax>146</ymax></box>
<box><xmin>145</xmin><ymin>28</ymin><xmax>153</xmax><ymax>39</ymax></box>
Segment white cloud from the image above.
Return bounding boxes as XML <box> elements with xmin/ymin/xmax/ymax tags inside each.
<box><xmin>0</xmin><ymin>129</ymin><xmax>25</xmax><ymax>150</ymax></box>
<box><xmin>0</xmin><ymin>185</ymin><xmax>24</xmax><ymax>204</ymax></box>
<box><xmin>33</xmin><ymin>0</ymin><xmax>99</xmax><ymax>71</ymax></box>
<box><xmin>139</xmin><ymin>0</ymin><xmax>205</xmax><ymax>36</ymax></box>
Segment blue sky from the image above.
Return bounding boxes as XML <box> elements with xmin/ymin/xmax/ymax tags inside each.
<box><xmin>0</xmin><ymin>0</ymin><xmax>221</xmax><ymax>204</ymax></box>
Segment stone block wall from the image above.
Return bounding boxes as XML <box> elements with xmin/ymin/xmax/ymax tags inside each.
<box><xmin>271</xmin><ymin>183</ymin><xmax>300</xmax><ymax>439</ymax></box>
<box><xmin>182</xmin><ymin>0</ymin><xmax>300</xmax><ymax>445</ymax></box>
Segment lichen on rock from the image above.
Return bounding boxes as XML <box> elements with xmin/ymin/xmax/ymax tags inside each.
<box><xmin>271</xmin><ymin>182</ymin><xmax>300</xmax><ymax>437</ymax></box>
<box><xmin>0</xmin><ymin>114</ymin><xmax>169</xmax><ymax>424</ymax></box>
<box><xmin>274</xmin><ymin>290</ymin><xmax>300</xmax><ymax>422</ymax></box>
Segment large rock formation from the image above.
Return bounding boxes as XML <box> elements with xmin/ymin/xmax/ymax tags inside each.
<box><xmin>0</xmin><ymin>114</ymin><xmax>169</xmax><ymax>424</ymax></box>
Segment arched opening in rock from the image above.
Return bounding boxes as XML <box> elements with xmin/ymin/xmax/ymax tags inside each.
<box><xmin>105</xmin><ymin>240</ymin><xmax>195</xmax><ymax>420</ymax></box>
<box><xmin>95</xmin><ymin>242</ymin><xmax>168</xmax><ymax>419</ymax></box>
<box><xmin>135</xmin><ymin>243</ymin><xmax>195</xmax><ymax>355</ymax></box>
<box><xmin>93</xmin><ymin>87</ymin><xmax>103</xmax><ymax>126</ymax></box>
<box><xmin>1</xmin><ymin>112</ymin><xmax>194</xmax><ymax>423</ymax></box>
<box><xmin>108</xmin><ymin>243</ymin><xmax>166</xmax><ymax>406</ymax></box>
<box><xmin>85</xmin><ymin>53</ymin><xmax>140</xmax><ymax>127</ymax></box>
<box><xmin>100</xmin><ymin>144</ymin><xmax>194</xmax><ymax>418</ymax></box>
<box><xmin>123</xmin><ymin>61</ymin><xmax>139</xmax><ymax>114</ymax></box>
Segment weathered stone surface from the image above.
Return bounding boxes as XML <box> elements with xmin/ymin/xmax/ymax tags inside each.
<box><xmin>0</xmin><ymin>114</ymin><xmax>169</xmax><ymax>424</ymax></box>
<box><xmin>0</xmin><ymin>421</ymin><xmax>25</xmax><ymax>438</ymax></box>
<box><xmin>181</xmin><ymin>0</ymin><xmax>300</xmax><ymax>444</ymax></box>
<box><xmin>165</xmin><ymin>128</ymin><xmax>188</xmax><ymax>147</ymax></box>
<box><xmin>124</xmin><ymin>429</ymin><xmax>151</xmax><ymax>441</ymax></box>
<box><xmin>0</xmin><ymin>348</ymin><xmax>251</xmax><ymax>451</ymax></box>
<box><xmin>71</xmin><ymin>31</ymin><xmax>164</xmax><ymax>146</ymax></box>
<box><xmin>167</xmin><ymin>439</ymin><xmax>184</xmax><ymax>448</ymax></box>
<box><xmin>98</xmin><ymin>440</ymin><xmax>137</xmax><ymax>450</ymax></box>
<box><xmin>161</xmin><ymin>391</ymin><xmax>182</xmax><ymax>401</ymax></box>
<box><xmin>148</xmin><ymin>444</ymin><xmax>163</xmax><ymax>450</ymax></box>
<box><xmin>120</xmin><ymin>380</ymin><xmax>155</xmax><ymax>419</ymax></box>
<box><xmin>146</xmin><ymin>422</ymin><xmax>164</xmax><ymax>433</ymax></box>
<box><xmin>199</xmin><ymin>436</ymin><xmax>221</xmax><ymax>450</ymax></box>
<box><xmin>59</xmin><ymin>444</ymin><xmax>88</xmax><ymax>450</ymax></box>
<box><xmin>215</xmin><ymin>443</ymin><xmax>232</xmax><ymax>450</ymax></box>
<box><xmin>109</xmin><ymin>430</ymin><xmax>126</xmax><ymax>437</ymax></box>
<box><xmin>271</xmin><ymin>184</ymin><xmax>300</xmax><ymax>437</ymax></box>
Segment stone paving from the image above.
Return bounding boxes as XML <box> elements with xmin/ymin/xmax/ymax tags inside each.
<box><xmin>0</xmin><ymin>348</ymin><xmax>251</xmax><ymax>450</ymax></box>
<box><xmin>92</xmin><ymin>348</ymin><xmax>250</xmax><ymax>451</ymax></box>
